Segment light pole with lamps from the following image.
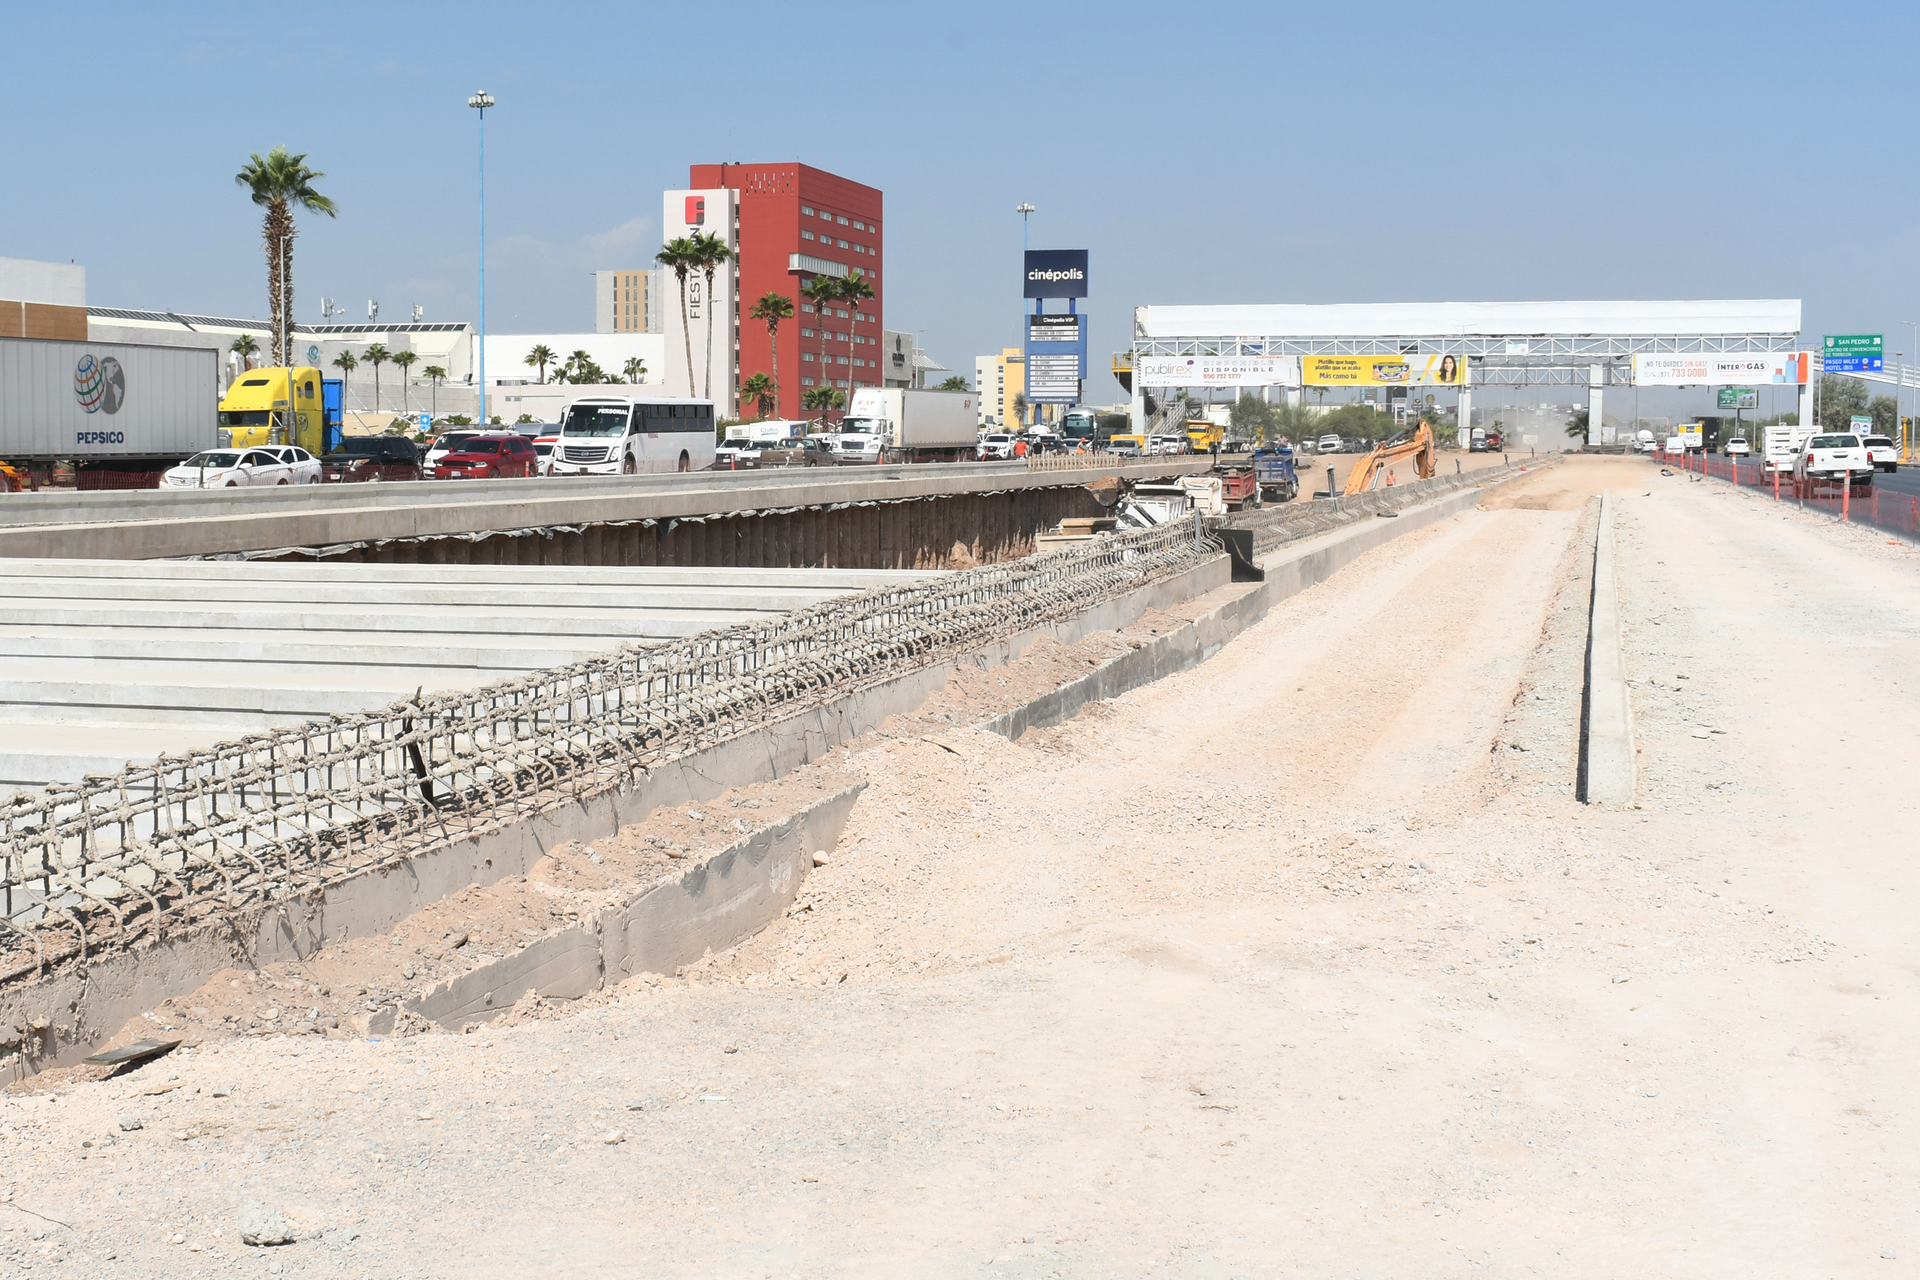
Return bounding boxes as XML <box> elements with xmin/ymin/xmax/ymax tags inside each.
<box><xmin>469</xmin><ymin>90</ymin><xmax>493</xmax><ymax>423</ymax></box>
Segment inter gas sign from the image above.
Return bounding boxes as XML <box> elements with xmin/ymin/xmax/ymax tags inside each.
<box><xmin>1633</xmin><ymin>353</ymin><xmax>1808</xmax><ymax>386</ymax></box>
<box><xmin>1024</xmin><ymin>249</ymin><xmax>1088</xmax><ymax>300</ymax></box>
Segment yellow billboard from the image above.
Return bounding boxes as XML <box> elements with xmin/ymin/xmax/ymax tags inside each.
<box><xmin>1302</xmin><ymin>353</ymin><xmax>1464</xmax><ymax>386</ymax></box>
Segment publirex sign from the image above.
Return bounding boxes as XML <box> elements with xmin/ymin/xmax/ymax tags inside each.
<box><xmin>1023</xmin><ymin>249</ymin><xmax>1089</xmax><ymax>299</ymax></box>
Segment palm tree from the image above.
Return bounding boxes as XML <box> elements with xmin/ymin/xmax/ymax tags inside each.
<box><xmin>1012</xmin><ymin>392</ymin><xmax>1029</xmax><ymax>428</ymax></box>
<box><xmin>422</xmin><ymin>364</ymin><xmax>446</xmax><ymax>419</ymax></box>
<box><xmin>230</xmin><ymin>333</ymin><xmax>260</xmax><ymax>371</ymax></box>
<box><xmin>234</xmin><ymin>147</ymin><xmax>337</xmax><ymax>367</ymax></box>
<box><xmin>655</xmin><ymin>236</ymin><xmax>702</xmax><ymax>396</ymax></box>
<box><xmin>391</xmin><ymin>350</ymin><xmax>419</xmax><ymax>413</ymax></box>
<box><xmin>689</xmin><ymin>230</ymin><xmax>736</xmax><ymax>403</ymax></box>
<box><xmin>740</xmin><ymin>372</ymin><xmax>776</xmax><ymax>420</ymax></box>
<box><xmin>937</xmin><ymin>376</ymin><xmax>967</xmax><ymax>392</ymax></box>
<box><xmin>836</xmin><ymin>270</ymin><xmax>875</xmax><ymax>392</ymax></box>
<box><xmin>802</xmin><ymin>385</ymin><xmax>844</xmax><ymax>427</ymax></box>
<box><xmin>524</xmin><ymin>343</ymin><xmax>556</xmax><ymax>384</ymax></box>
<box><xmin>362</xmin><ymin>343</ymin><xmax>389</xmax><ymax>412</ymax></box>
<box><xmin>801</xmin><ymin>274</ymin><xmax>839</xmax><ymax>403</ymax></box>
<box><xmin>748</xmin><ymin>291</ymin><xmax>795</xmax><ymax>414</ymax></box>
<box><xmin>623</xmin><ymin>357</ymin><xmax>648</xmax><ymax>385</ymax></box>
<box><xmin>331</xmin><ymin>350</ymin><xmax>356</xmax><ymax>407</ymax></box>
<box><xmin>567</xmin><ymin>350</ymin><xmax>596</xmax><ymax>385</ymax></box>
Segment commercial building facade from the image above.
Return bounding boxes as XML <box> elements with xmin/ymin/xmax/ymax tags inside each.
<box><xmin>1</xmin><ymin>256</ymin><xmax>87</xmax><ymax>340</ymax></box>
<box><xmin>975</xmin><ymin>348</ymin><xmax>1024</xmax><ymax>428</ymax></box>
<box><xmin>679</xmin><ymin>163</ymin><xmax>883</xmax><ymax>422</ymax></box>
<box><xmin>594</xmin><ymin>269</ymin><xmax>659</xmax><ymax>334</ymax></box>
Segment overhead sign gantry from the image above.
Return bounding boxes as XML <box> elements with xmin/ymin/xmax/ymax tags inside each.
<box><xmin>1127</xmin><ymin>299</ymin><xmax>1808</xmax><ymax>443</ymax></box>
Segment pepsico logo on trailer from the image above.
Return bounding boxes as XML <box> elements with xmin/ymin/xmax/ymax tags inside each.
<box><xmin>73</xmin><ymin>354</ymin><xmax>126</xmax><ymax>414</ymax></box>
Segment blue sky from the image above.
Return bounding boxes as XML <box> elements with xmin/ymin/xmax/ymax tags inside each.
<box><xmin>5</xmin><ymin>0</ymin><xmax>1917</xmax><ymax>414</ymax></box>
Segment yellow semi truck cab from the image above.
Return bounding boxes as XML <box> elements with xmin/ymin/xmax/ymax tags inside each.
<box><xmin>219</xmin><ymin>366</ymin><xmax>324</xmax><ymax>453</ymax></box>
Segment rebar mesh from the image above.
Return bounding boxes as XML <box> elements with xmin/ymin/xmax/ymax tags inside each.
<box><xmin>0</xmin><ymin>518</ymin><xmax>1222</xmax><ymax>977</ymax></box>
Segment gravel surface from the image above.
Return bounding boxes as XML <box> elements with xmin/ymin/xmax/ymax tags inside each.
<box><xmin>1</xmin><ymin>456</ymin><xmax>1912</xmax><ymax>1278</ymax></box>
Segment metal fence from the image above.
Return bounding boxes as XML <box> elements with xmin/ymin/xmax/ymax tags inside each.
<box><xmin>1653</xmin><ymin>448</ymin><xmax>1920</xmax><ymax>540</ymax></box>
<box><xmin>0</xmin><ymin>518</ymin><xmax>1222</xmax><ymax>978</ymax></box>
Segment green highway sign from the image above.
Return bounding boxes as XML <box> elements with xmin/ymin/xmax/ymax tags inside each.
<box><xmin>1717</xmin><ymin>387</ymin><xmax>1757</xmax><ymax>410</ymax></box>
<box><xmin>1823</xmin><ymin>333</ymin><xmax>1884</xmax><ymax>373</ymax></box>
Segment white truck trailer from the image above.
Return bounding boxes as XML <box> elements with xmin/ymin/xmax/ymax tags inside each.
<box><xmin>841</xmin><ymin>388</ymin><xmax>977</xmax><ymax>463</ymax></box>
<box><xmin>1</xmin><ymin>336</ymin><xmax>220</xmax><ymax>485</ymax></box>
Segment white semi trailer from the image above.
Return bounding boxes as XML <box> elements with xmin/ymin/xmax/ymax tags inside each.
<box><xmin>0</xmin><ymin>336</ymin><xmax>220</xmax><ymax>485</ymax></box>
<box><xmin>840</xmin><ymin>387</ymin><xmax>978</xmax><ymax>463</ymax></box>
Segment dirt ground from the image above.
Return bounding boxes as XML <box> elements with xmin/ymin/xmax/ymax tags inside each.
<box><xmin>2</xmin><ymin>454</ymin><xmax>1915</xmax><ymax>1278</ymax></box>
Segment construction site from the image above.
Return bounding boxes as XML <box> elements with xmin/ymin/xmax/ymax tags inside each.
<box><xmin>0</xmin><ymin>444</ymin><xmax>1913</xmax><ymax>1278</ymax></box>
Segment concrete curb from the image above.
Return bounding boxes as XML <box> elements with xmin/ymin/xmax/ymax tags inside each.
<box><xmin>980</xmin><ymin>482</ymin><xmax>1497</xmax><ymax>742</ymax></box>
<box><xmin>1579</xmin><ymin>492</ymin><xmax>1636</xmax><ymax>804</ymax></box>
<box><xmin>373</xmin><ymin>784</ymin><xmax>865</xmax><ymax>1032</ymax></box>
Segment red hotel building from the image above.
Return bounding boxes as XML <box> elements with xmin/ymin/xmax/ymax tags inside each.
<box><xmin>689</xmin><ymin>162</ymin><xmax>882</xmax><ymax>422</ymax></box>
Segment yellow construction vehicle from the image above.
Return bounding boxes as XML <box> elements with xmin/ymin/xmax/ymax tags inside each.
<box><xmin>1185</xmin><ymin>418</ymin><xmax>1224</xmax><ymax>453</ymax></box>
<box><xmin>1343</xmin><ymin>420</ymin><xmax>1436</xmax><ymax>495</ymax></box>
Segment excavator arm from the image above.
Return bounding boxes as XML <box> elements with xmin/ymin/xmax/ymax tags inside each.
<box><xmin>1343</xmin><ymin>421</ymin><xmax>1436</xmax><ymax>496</ymax></box>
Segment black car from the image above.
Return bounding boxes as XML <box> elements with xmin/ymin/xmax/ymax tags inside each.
<box><xmin>322</xmin><ymin>436</ymin><xmax>423</xmax><ymax>482</ymax></box>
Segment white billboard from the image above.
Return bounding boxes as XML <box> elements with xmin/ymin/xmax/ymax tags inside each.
<box><xmin>1633</xmin><ymin>352</ymin><xmax>1810</xmax><ymax>387</ymax></box>
<box><xmin>1136</xmin><ymin>355</ymin><xmax>1299</xmax><ymax>387</ymax></box>
<box><xmin>661</xmin><ymin>188</ymin><xmax>738</xmax><ymax>413</ymax></box>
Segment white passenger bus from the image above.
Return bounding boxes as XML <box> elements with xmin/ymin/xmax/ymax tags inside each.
<box><xmin>548</xmin><ymin>397</ymin><xmax>716</xmax><ymax>475</ymax></box>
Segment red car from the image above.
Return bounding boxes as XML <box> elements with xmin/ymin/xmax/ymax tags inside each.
<box><xmin>431</xmin><ymin>433</ymin><xmax>538</xmax><ymax>480</ymax></box>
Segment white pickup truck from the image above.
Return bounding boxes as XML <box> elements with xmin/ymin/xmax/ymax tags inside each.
<box><xmin>1793</xmin><ymin>432</ymin><xmax>1874</xmax><ymax>491</ymax></box>
<box><xmin>1862</xmin><ymin>434</ymin><xmax>1900</xmax><ymax>473</ymax></box>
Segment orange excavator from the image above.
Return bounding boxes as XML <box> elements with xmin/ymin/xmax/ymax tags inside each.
<box><xmin>1343</xmin><ymin>420</ymin><xmax>1436</xmax><ymax>495</ymax></box>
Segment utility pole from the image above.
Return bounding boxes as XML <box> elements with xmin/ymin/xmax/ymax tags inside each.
<box><xmin>1016</xmin><ymin>204</ymin><xmax>1034</xmax><ymax>428</ymax></box>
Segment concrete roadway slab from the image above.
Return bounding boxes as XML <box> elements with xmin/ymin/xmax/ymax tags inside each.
<box><xmin>0</xmin><ymin>559</ymin><xmax>934</xmax><ymax>791</ymax></box>
<box><xmin>0</xmin><ymin>458</ymin><xmax>1215</xmax><ymax>559</ymax></box>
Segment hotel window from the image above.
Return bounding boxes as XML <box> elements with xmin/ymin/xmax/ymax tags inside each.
<box><xmin>801</xmin><ymin>327</ymin><xmax>815</xmax><ymax>337</ymax></box>
<box><xmin>801</xmin><ymin>205</ymin><xmax>814</xmax><ymax>215</ymax></box>
<box><xmin>801</xmin><ymin>230</ymin><xmax>814</xmax><ymax>240</ymax></box>
<box><xmin>837</xmin><ymin>216</ymin><xmax>848</xmax><ymax>225</ymax></box>
<box><xmin>801</xmin><ymin>376</ymin><xmax>814</xmax><ymax>386</ymax></box>
<box><xmin>802</xmin><ymin>352</ymin><xmax>815</xmax><ymax>362</ymax></box>
<box><xmin>801</xmin><ymin>303</ymin><xmax>815</xmax><ymax>314</ymax></box>
<box><xmin>836</xmin><ymin>238</ymin><xmax>848</xmax><ymax>248</ymax></box>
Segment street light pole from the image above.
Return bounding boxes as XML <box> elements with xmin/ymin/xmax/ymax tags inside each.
<box><xmin>1905</xmin><ymin>321</ymin><xmax>1918</xmax><ymax>460</ymax></box>
<box><xmin>1015</xmin><ymin>203</ymin><xmax>1034</xmax><ymax>428</ymax></box>
<box><xmin>469</xmin><ymin>90</ymin><xmax>494</xmax><ymax>424</ymax></box>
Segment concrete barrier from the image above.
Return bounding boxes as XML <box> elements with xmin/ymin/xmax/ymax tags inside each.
<box><xmin>980</xmin><ymin>482</ymin><xmax>1495</xmax><ymax>742</ymax></box>
<box><xmin>382</xmin><ymin>784</ymin><xmax>864</xmax><ymax>1031</ymax></box>
<box><xmin>1580</xmin><ymin>492</ymin><xmax>1636</xmax><ymax>804</ymax></box>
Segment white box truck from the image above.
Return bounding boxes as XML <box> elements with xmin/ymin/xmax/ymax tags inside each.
<box><xmin>841</xmin><ymin>388</ymin><xmax>977</xmax><ymax>463</ymax></box>
<box><xmin>1762</xmin><ymin>422</ymin><xmax>1815</xmax><ymax>475</ymax></box>
<box><xmin>1</xmin><ymin>336</ymin><xmax>220</xmax><ymax>485</ymax></box>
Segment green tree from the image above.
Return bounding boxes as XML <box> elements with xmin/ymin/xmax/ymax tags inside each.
<box><xmin>234</xmin><ymin>147</ymin><xmax>337</xmax><ymax>367</ymax></box>
<box><xmin>422</xmin><ymin>364</ymin><xmax>446</xmax><ymax>418</ymax></box>
<box><xmin>749</xmin><ymin>291</ymin><xmax>795</xmax><ymax>411</ymax></box>
<box><xmin>230</xmin><ymin>333</ymin><xmax>260</xmax><ymax>371</ymax></box>
<box><xmin>689</xmin><ymin>229</ymin><xmax>737</xmax><ymax>402</ymax></box>
<box><xmin>362</xmin><ymin>343</ymin><xmax>389</xmax><ymax>412</ymax></box>
<box><xmin>836</xmin><ymin>270</ymin><xmax>875</xmax><ymax>395</ymax></box>
<box><xmin>524</xmin><ymin>343</ymin><xmax>556</xmax><ymax>384</ymax></box>
<box><xmin>330</xmin><ymin>349</ymin><xmax>356</xmax><ymax>406</ymax></box>
<box><xmin>1870</xmin><ymin>393</ymin><xmax>1899</xmax><ymax>436</ymax></box>
<box><xmin>655</xmin><ymin>236</ymin><xmax>702</xmax><ymax>395</ymax></box>
<box><xmin>1228</xmin><ymin>391</ymin><xmax>1277</xmax><ymax>442</ymax></box>
<box><xmin>623</xmin><ymin>356</ymin><xmax>648</xmax><ymax>385</ymax></box>
<box><xmin>1012</xmin><ymin>392</ymin><xmax>1029</xmax><ymax>428</ymax></box>
<box><xmin>801</xmin><ymin>275</ymin><xmax>840</xmax><ymax>403</ymax></box>
<box><xmin>802</xmin><ymin>385</ymin><xmax>844</xmax><ymax>426</ymax></box>
<box><xmin>1268</xmin><ymin>402</ymin><xmax>1322</xmax><ymax>446</ymax></box>
<box><xmin>937</xmin><ymin>376</ymin><xmax>968</xmax><ymax>392</ymax></box>
<box><xmin>391</xmin><ymin>350</ymin><xmax>419</xmax><ymax>413</ymax></box>
<box><xmin>1566</xmin><ymin>408</ymin><xmax>1590</xmax><ymax>445</ymax></box>
<box><xmin>740</xmin><ymin>372</ymin><xmax>776</xmax><ymax>419</ymax></box>
<box><xmin>1818</xmin><ymin>375</ymin><xmax>1870</xmax><ymax>432</ymax></box>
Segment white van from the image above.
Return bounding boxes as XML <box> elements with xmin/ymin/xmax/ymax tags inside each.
<box><xmin>549</xmin><ymin>397</ymin><xmax>717</xmax><ymax>475</ymax></box>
